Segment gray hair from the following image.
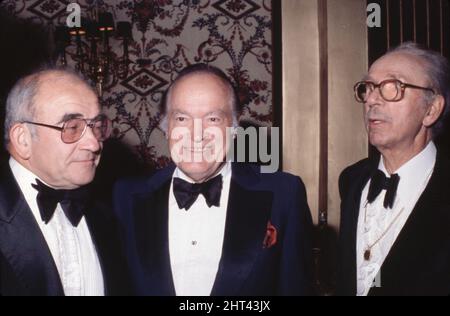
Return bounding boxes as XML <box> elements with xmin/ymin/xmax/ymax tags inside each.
<box><xmin>3</xmin><ymin>67</ymin><xmax>94</xmax><ymax>149</ymax></box>
<box><xmin>160</xmin><ymin>63</ymin><xmax>241</xmax><ymax>133</ymax></box>
<box><xmin>387</xmin><ymin>42</ymin><xmax>450</xmax><ymax>137</ymax></box>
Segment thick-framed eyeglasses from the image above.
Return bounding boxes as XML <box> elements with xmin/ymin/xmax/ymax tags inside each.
<box><xmin>354</xmin><ymin>79</ymin><xmax>435</xmax><ymax>103</ymax></box>
<box><xmin>22</xmin><ymin>115</ymin><xmax>112</xmax><ymax>144</ymax></box>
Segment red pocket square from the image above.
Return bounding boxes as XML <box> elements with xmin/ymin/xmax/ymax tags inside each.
<box><xmin>263</xmin><ymin>221</ymin><xmax>277</xmax><ymax>249</ymax></box>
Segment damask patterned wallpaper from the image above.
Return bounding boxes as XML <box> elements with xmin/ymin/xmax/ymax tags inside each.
<box><xmin>0</xmin><ymin>0</ymin><xmax>274</xmax><ymax>170</ymax></box>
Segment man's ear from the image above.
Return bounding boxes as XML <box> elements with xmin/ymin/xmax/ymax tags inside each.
<box><xmin>9</xmin><ymin>123</ymin><xmax>33</xmax><ymax>159</ymax></box>
<box><xmin>423</xmin><ymin>95</ymin><xmax>445</xmax><ymax>128</ymax></box>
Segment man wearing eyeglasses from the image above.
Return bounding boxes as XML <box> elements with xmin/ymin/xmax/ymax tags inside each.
<box><xmin>0</xmin><ymin>68</ymin><xmax>129</xmax><ymax>296</ymax></box>
<box><xmin>337</xmin><ymin>42</ymin><xmax>450</xmax><ymax>296</ymax></box>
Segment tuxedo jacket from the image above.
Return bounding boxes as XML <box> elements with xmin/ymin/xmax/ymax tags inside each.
<box><xmin>0</xmin><ymin>165</ymin><xmax>130</xmax><ymax>296</ymax></box>
<box><xmin>337</xmin><ymin>150</ymin><xmax>450</xmax><ymax>296</ymax></box>
<box><xmin>113</xmin><ymin>163</ymin><xmax>314</xmax><ymax>296</ymax></box>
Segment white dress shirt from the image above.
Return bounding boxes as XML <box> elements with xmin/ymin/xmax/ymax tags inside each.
<box><xmin>169</xmin><ymin>162</ymin><xmax>232</xmax><ymax>296</ymax></box>
<box><xmin>356</xmin><ymin>141</ymin><xmax>437</xmax><ymax>296</ymax></box>
<box><xmin>9</xmin><ymin>158</ymin><xmax>104</xmax><ymax>296</ymax></box>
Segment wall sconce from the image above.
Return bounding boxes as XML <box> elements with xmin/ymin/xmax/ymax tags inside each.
<box><xmin>54</xmin><ymin>12</ymin><xmax>132</xmax><ymax>97</ymax></box>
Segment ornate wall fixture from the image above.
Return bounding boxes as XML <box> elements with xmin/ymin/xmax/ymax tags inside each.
<box><xmin>55</xmin><ymin>12</ymin><xmax>132</xmax><ymax>97</ymax></box>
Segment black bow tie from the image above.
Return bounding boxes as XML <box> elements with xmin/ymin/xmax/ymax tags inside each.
<box><xmin>367</xmin><ymin>170</ymin><xmax>400</xmax><ymax>209</ymax></box>
<box><xmin>173</xmin><ymin>174</ymin><xmax>223</xmax><ymax>210</ymax></box>
<box><xmin>31</xmin><ymin>179</ymin><xmax>90</xmax><ymax>226</ymax></box>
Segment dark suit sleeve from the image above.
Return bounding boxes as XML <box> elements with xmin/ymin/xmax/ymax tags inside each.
<box><xmin>0</xmin><ymin>250</ymin><xmax>22</xmax><ymax>296</ymax></box>
<box><xmin>278</xmin><ymin>176</ymin><xmax>314</xmax><ymax>296</ymax></box>
<box><xmin>336</xmin><ymin>164</ymin><xmax>362</xmax><ymax>296</ymax></box>
<box><xmin>336</xmin><ymin>169</ymin><xmax>348</xmax><ymax>295</ymax></box>
<box><xmin>337</xmin><ymin>167</ymin><xmax>350</xmax><ymax>245</ymax></box>
<box><xmin>112</xmin><ymin>179</ymin><xmax>137</xmax><ymax>242</ymax></box>
<box><xmin>0</xmin><ymin>252</ymin><xmax>5</xmax><ymax>296</ymax></box>
<box><xmin>111</xmin><ymin>179</ymin><xmax>141</xmax><ymax>295</ymax></box>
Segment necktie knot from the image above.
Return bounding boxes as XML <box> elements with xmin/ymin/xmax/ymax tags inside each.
<box><xmin>367</xmin><ymin>170</ymin><xmax>400</xmax><ymax>209</ymax></box>
<box><xmin>173</xmin><ymin>174</ymin><xmax>223</xmax><ymax>210</ymax></box>
<box><xmin>31</xmin><ymin>179</ymin><xmax>89</xmax><ymax>226</ymax></box>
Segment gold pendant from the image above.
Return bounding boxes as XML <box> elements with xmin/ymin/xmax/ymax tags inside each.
<box><xmin>364</xmin><ymin>249</ymin><xmax>371</xmax><ymax>261</ymax></box>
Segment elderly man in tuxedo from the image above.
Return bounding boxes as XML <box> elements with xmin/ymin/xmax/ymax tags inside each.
<box><xmin>0</xmin><ymin>68</ymin><xmax>129</xmax><ymax>295</ymax></box>
<box><xmin>113</xmin><ymin>63</ymin><xmax>314</xmax><ymax>296</ymax></box>
<box><xmin>337</xmin><ymin>42</ymin><xmax>450</xmax><ymax>296</ymax></box>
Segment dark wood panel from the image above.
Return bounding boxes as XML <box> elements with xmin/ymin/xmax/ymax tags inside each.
<box><xmin>388</xmin><ymin>0</ymin><xmax>401</xmax><ymax>47</ymax></box>
<box><xmin>368</xmin><ymin>0</ymin><xmax>388</xmax><ymax>65</ymax></box>
<box><xmin>442</xmin><ymin>0</ymin><xmax>450</xmax><ymax>59</ymax></box>
<box><xmin>429</xmin><ymin>0</ymin><xmax>442</xmax><ymax>53</ymax></box>
<box><xmin>271</xmin><ymin>0</ymin><xmax>282</xmax><ymax>171</ymax></box>
<box><xmin>368</xmin><ymin>0</ymin><xmax>450</xmax><ymax>57</ymax></box>
<box><xmin>318</xmin><ymin>0</ymin><xmax>328</xmax><ymax>224</ymax></box>
<box><xmin>401</xmin><ymin>0</ymin><xmax>415</xmax><ymax>42</ymax></box>
<box><xmin>414</xmin><ymin>0</ymin><xmax>428</xmax><ymax>46</ymax></box>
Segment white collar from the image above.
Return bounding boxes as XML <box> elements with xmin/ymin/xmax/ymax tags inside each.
<box><xmin>9</xmin><ymin>157</ymin><xmax>43</xmax><ymax>204</ymax></box>
<box><xmin>379</xmin><ymin>141</ymin><xmax>437</xmax><ymax>204</ymax></box>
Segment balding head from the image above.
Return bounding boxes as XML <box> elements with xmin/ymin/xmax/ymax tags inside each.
<box><xmin>4</xmin><ymin>68</ymin><xmax>94</xmax><ymax>149</ymax></box>
<box><xmin>160</xmin><ymin>64</ymin><xmax>240</xmax><ymax>133</ymax></box>
<box><xmin>384</xmin><ymin>42</ymin><xmax>450</xmax><ymax>138</ymax></box>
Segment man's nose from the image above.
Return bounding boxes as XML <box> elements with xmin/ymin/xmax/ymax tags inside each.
<box><xmin>365</xmin><ymin>86</ymin><xmax>383</xmax><ymax>107</ymax></box>
<box><xmin>80</xmin><ymin>126</ymin><xmax>101</xmax><ymax>152</ymax></box>
<box><xmin>192</xmin><ymin>119</ymin><xmax>204</xmax><ymax>143</ymax></box>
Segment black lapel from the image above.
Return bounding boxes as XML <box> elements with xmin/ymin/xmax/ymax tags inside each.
<box><xmin>132</xmin><ymin>177</ymin><xmax>176</xmax><ymax>295</ymax></box>
<box><xmin>369</xmin><ymin>150</ymin><xmax>450</xmax><ymax>295</ymax></box>
<box><xmin>0</xmin><ymin>166</ymin><xmax>63</xmax><ymax>296</ymax></box>
<box><xmin>339</xmin><ymin>159</ymin><xmax>375</xmax><ymax>295</ymax></box>
<box><xmin>211</xmin><ymin>163</ymin><xmax>273</xmax><ymax>296</ymax></box>
<box><xmin>83</xmin><ymin>202</ymin><xmax>107</xmax><ymax>294</ymax></box>
<box><xmin>84</xmin><ymin>197</ymin><xmax>132</xmax><ymax>296</ymax></box>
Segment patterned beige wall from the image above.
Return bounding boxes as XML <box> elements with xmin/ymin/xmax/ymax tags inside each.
<box><xmin>1</xmin><ymin>0</ymin><xmax>274</xmax><ymax>170</ymax></box>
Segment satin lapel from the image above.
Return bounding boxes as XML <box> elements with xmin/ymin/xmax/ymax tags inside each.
<box><xmin>132</xmin><ymin>178</ymin><xmax>175</xmax><ymax>295</ymax></box>
<box><xmin>0</xmin><ymin>167</ymin><xmax>63</xmax><ymax>296</ymax></box>
<box><xmin>211</xmin><ymin>164</ymin><xmax>273</xmax><ymax>296</ymax></box>
<box><xmin>84</xmin><ymin>199</ymin><xmax>121</xmax><ymax>295</ymax></box>
<box><xmin>341</xmin><ymin>161</ymin><xmax>374</xmax><ymax>295</ymax></box>
<box><xmin>83</xmin><ymin>202</ymin><xmax>106</xmax><ymax>292</ymax></box>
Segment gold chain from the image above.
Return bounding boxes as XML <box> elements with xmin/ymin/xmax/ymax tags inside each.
<box><xmin>363</xmin><ymin>203</ymin><xmax>405</xmax><ymax>256</ymax></box>
<box><xmin>363</xmin><ymin>166</ymin><xmax>434</xmax><ymax>261</ymax></box>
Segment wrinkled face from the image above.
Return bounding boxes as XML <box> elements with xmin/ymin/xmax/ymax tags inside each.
<box><xmin>28</xmin><ymin>76</ymin><xmax>102</xmax><ymax>189</ymax></box>
<box><xmin>167</xmin><ymin>73</ymin><xmax>233</xmax><ymax>183</ymax></box>
<box><xmin>364</xmin><ymin>52</ymin><xmax>433</xmax><ymax>151</ymax></box>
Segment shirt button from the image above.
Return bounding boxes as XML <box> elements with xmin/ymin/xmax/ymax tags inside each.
<box><xmin>191</xmin><ymin>241</ymin><xmax>197</xmax><ymax>246</ymax></box>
